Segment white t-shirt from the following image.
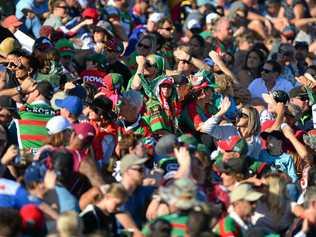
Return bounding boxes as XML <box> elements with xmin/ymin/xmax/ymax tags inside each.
<box><xmin>248</xmin><ymin>77</ymin><xmax>294</xmax><ymax>99</ymax></box>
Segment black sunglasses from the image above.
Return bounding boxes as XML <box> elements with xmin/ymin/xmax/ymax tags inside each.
<box><xmin>262</xmin><ymin>68</ymin><xmax>274</xmax><ymax>74</ymax></box>
<box><xmin>138</xmin><ymin>43</ymin><xmax>151</xmax><ymax>50</ymax></box>
<box><xmin>57</xmin><ymin>5</ymin><xmax>68</xmax><ymax>9</ymax></box>
<box><xmin>130</xmin><ymin>167</ymin><xmax>145</xmax><ymax>173</ymax></box>
<box><xmin>145</xmin><ymin>61</ymin><xmax>155</xmax><ymax>68</ymax></box>
<box><xmin>161</xmin><ymin>27</ymin><xmax>173</xmax><ymax>31</ymax></box>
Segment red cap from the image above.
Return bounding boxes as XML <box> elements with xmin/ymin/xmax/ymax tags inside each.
<box><xmin>2</xmin><ymin>15</ymin><xmax>22</xmax><ymax>28</ymax></box>
<box><xmin>82</xmin><ymin>8</ymin><xmax>99</xmax><ymax>20</ymax></box>
<box><xmin>20</xmin><ymin>204</ymin><xmax>45</xmax><ymax>231</ymax></box>
<box><xmin>73</xmin><ymin>122</ymin><xmax>96</xmax><ymax>140</ymax></box>
<box><xmin>160</xmin><ymin>78</ymin><xmax>174</xmax><ymax>86</ymax></box>
<box><xmin>217</xmin><ymin>135</ymin><xmax>241</xmax><ymax>151</ymax></box>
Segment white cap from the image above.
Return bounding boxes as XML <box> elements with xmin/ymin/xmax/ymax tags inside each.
<box><xmin>46</xmin><ymin>116</ymin><xmax>72</xmax><ymax>135</ymax></box>
<box><xmin>148</xmin><ymin>12</ymin><xmax>164</xmax><ymax>23</ymax></box>
<box><xmin>206</xmin><ymin>12</ymin><xmax>220</xmax><ymax>24</ymax></box>
<box><xmin>187</xmin><ymin>19</ymin><xmax>202</xmax><ymax>30</ymax></box>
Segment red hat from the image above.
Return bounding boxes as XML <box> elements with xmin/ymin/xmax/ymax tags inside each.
<box><xmin>2</xmin><ymin>15</ymin><xmax>22</xmax><ymax>28</ymax></box>
<box><xmin>217</xmin><ymin>135</ymin><xmax>247</xmax><ymax>155</ymax></box>
<box><xmin>20</xmin><ymin>204</ymin><xmax>45</xmax><ymax>231</ymax></box>
<box><xmin>82</xmin><ymin>8</ymin><xmax>99</xmax><ymax>21</ymax></box>
<box><xmin>73</xmin><ymin>122</ymin><xmax>96</xmax><ymax>140</ymax></box>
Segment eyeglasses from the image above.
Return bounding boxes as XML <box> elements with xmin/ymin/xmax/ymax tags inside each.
<box><xmin>138</xmin><ymin>43</ymin><xmax>151</xmax><ymax>50</ymax></box>
<box><xmin>262</xmin><ymin>68</ymin><xmax>274</xmax><ymax>74</ymax></box>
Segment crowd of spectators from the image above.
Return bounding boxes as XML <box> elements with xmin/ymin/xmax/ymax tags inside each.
<box><xmin>2</xmin><ymin>0</ymin><xmax>316</xmax><ymax>236</ymax></box>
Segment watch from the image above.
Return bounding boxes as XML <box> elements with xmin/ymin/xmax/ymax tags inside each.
<box><xmin>16</xmin><ymin>86</ymin><xmax>23</xmax><ymax>94</ymax></box>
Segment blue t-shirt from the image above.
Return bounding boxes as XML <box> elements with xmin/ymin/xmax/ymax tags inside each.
<box><xmin>258</xmin><ymin>150</ymin><xmax>298</xmax><ymax>182</ymax></box>
<box><xmin>0</xmin><ymin>178</ymin><xmax>41</xmax><ymax>209</ymax></box>
<box><xmin>117</xmin><ymin>185</ymin><xmax>156</xmax><ymax>229</ymax></box>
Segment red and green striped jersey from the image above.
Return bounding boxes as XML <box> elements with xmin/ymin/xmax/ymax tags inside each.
<box><xmin>142</xmin><ymin>213</ymin><xmax>189</xmax><ymax>236</ymax></box>
<box><xmin>213</xmin><ymin>216</ymin><xmax>242</xmax><ymax>237</ymax></box>
<box><xmin>17</xmin><ymin>103</ymin><xmax>55</xmax><ymax>153</ymax></box>
<box><xmin>180</xmin><ymin>101</ymin><xmax>216</xmax><ymax>132</ymax></box>
<box><xmin>117</xmin><ymin>116</ymin><xmax>152</xmax><ymax>140</ymax></box>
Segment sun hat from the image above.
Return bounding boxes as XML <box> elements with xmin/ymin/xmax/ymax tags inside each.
<box><xmin>230</xmin><ymin>183</ymin><xmax>263</xmax><ymax>203</ymax></box>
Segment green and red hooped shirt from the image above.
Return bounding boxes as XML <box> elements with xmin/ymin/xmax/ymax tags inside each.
<box><xmin>16</xmin><ymin>103</ymin><xmax>55</xmax><ymax>154</ymax></box>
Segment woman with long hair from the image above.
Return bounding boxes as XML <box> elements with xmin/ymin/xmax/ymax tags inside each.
<box><xmin>236</xmin><ymin>48</ymin><xmax>266</xmax><ymax>87</ymax></box>
<box><xmin>252</xmin><ymin>173</ymin><xmax>294</xmax><ymax>235</ymax></box>
<box><xmin>200</xmin><ymin>102</ymin><xmax>261</xmax><ymax>159</ymax></box>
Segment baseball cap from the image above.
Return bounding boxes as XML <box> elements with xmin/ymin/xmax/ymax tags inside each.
<box><xmin>148</xmin><ymin>12</ymin><xmax>164</xmax><ymax>23</ymax></box>
<box><xmin>206</xmin><ymin>12</ymin><xmax>220</xmax><ymax>24</ymax></box>
<box><xmin>217</xmin><ymin>135</ymin><xmax>248</xmax><ymax>154</ymax></box>
<box><xmin>2</xmin><ymin>15</ymin><xmax>22</xmax><ymax>28</ymax></box>
<box><xmin>0</xmin><ymin>37</ymin><xmax>20</xmax><ymax>57</ymax></box>
<box><xmin>0</xmin><ymin>95</ymin><xmax>20</xmax><ymax>119</ymax></box>
<box><xmin>73</xmin><ymin>122</ymin><xmax>96</xmax><ymax>140</ymax></box>
<box><xmin>55</xmin><ymin>38</ymin><xmax>74</xmax><ymax>58</ymax></box>
<box><xmin>55</xmin><ymin>96</ymin><xmax>83</xmax><ymax>117</ymax></box>
<box><xmin>24</xmin><ymin>164</ymin><xmax>45</xmax><ymax>184</ymax></box>
<box><xmin>20</xmin><ymin>204</ymin><xmax>45</xmax><ymax>232</ymax></box>
<box><xmin>82</xmin><ymin>8</ymin><xmax>99</xmax><ymax>21</ymax></box>
<box><xmin>120</xmin><ymin>154</ymin><xmax>148</xmax><ymax>174</ymax></box>
<box><xmin>260</xmin><ymin>130</ymin><xmax>286</xmax><ymax>141</ymax></box>
<box><xmin>289</xmin><ymin>86</ymin><xmax>308</xmax><ymax>100</ymax></box>
<box><xmin>160</xmin><ymin>178</ymin><xmax>199</xmax><ymax>210</ymax></box>
<box><xmin>303</xmin><ymin>129</ymin><xmax>316</xmax><ymax>150</ymax></box>
<box><xmin>230</xmin><ymin>184</ymin><xmax>263</xmax><ymax>203</ymax></box>
<box><xmin>155</xmin><ymin>134</ymin><xmax>177</xmax><ymax>156</ymax></box>
<box><xmin>46</xmin><ymin>116</ymin><xmax>72</xmax><ymax>135</ymax></box>
<box><xmin>178</xmin><ymin>133</ymin><xmax>199</xmax><ymax>150</ymax></box>
<box><xmin>219</xmin><ymin>157</ymin><xmax>247</xmax><ymax>174</ymax></box>
<box><xmin>187</xmin><ymin>19</ymin><xmax>202</xmax><ymax>30</ymax></box>
<box><xmin>33</xmin><ymin>37</ymin><xmax>54</xmax><ymax>52</ymax></box>
<box><xmin>262</xmin><ymin>90</ymin><xmax>289</xmax><ymax>105</ymax></box>
<box><xmin>37</xmin><ymin>80</ymin><xmax>54</xmax><ymax>100</ymax></box>
<box><xmin>191</xmin><ymin>70</ymin><xmax>218</xmax><ymax>91</ymax></box>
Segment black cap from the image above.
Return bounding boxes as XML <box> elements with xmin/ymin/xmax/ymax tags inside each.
<box><xmin>92</xmin><ymin>95</ymin><xmax>117</xmax><ymax>121</ymax></box>
<box><xmin>0</xmin><ymin>96</ymin><xmax>20</xmax><ymax>119</ymax></box>
<box><xmin>289</xmin><ymin>86</ymin><xmax>308</xmax><ymax>100</ymax></box>
<box><xmin>37</xmin><ymin>80</ymin><xmax>54</xmax><ymax>100</ymax></box>
<box><xmin>260</xmin><ymin>130</ymin><xmax>286</xmax><ymax>141</ymax></box>
<box><xmin>219</xmin><ymin>158</ymin><xmax>247</xmax><ymax>174</ymax></box>
<box><xmin>272</xmin><ymin>90</ymin><xmax>289</xmax><ymax>104</ymax></box>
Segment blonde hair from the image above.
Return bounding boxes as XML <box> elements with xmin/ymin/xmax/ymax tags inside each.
<box><xmin>214</xmin><ymin>74</ymin><xmax>233</xmax><ymax>96</ymax></box>
<box><xmin>57</xmin><ymin>211</ymin><xmax>83</xmax><ymax>237</ymax></box>
<box><xmin>102</xmin><ymin>183</ymin><xmax>128</xmax><ymax>202</ymax></box>
<box><xmin>265</xmin><ymin>174</ymin><xmax>288</xmax><ymax>218</ymax></box>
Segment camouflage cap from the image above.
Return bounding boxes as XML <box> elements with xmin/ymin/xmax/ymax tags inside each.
<box><xmin>159</xmin><ymin>178</ymin><xmax>200</xmax><ymax>210</ymax></box>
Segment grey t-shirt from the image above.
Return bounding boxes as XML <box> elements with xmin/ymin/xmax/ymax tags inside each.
<box><xmin>43</xmin><ymin>15</ymin><xmax>62</xmax><ymax>30</ymax></box>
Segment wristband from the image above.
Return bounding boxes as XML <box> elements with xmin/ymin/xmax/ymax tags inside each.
<box><xmin>16</xmin><ymin>86</ymin><xmax>22</xmax><ymax>94</ymax></box>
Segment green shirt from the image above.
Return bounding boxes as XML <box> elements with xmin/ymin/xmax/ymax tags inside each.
<box><xmin>143</xmin><ymin>213</ymin><xmax>189</xmax><ymax>236</ymax></box>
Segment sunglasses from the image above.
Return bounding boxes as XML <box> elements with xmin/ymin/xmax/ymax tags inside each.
<box><xmin>138</xmin><ymin>43</ymin><xmax>151</xmax><ymax>50</ymax></box>
<box><xmin>262</xmin><ymin>68</ymin><xmax>274</xmax><ymax>74</ymax></box>
<box><xmin>161</xmin><ymin>27</ymin><xmax>174</xmax><ymax>31</ymax></box>
<box><xmin>179</xmin><ymin>59</ymin><xmax>190</xmax><ymax>64</ymax></box>
<box><xmin>130</xmin><ymin>167</ymin><xmax>145</xmax><ymax>173</ymax></box>
<box><xmin>57</xmin><ymin>5</ymin><xmax>68</xmax><ymax>9</ymax></box>
<box><xmin>145</xmin><ymin>61</ymin><xmax>155</xmax><ymax>68</ymax></box>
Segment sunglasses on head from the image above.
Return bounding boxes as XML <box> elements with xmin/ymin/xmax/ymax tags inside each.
<box><xmin>138</xmin><ymin>43</ymin><xmax>151</xmax><ymax>50</ymax></box>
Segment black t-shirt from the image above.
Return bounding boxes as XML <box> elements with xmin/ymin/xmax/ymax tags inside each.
<box><xmin>80</xmin><ymin>204</ymin><xmax>118</xmax><ymax>236</ymax></box>
<box><xmin>0</xmin><ymin>26</ymin><xmax>15</xmax><ymax>43</ymax></box>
